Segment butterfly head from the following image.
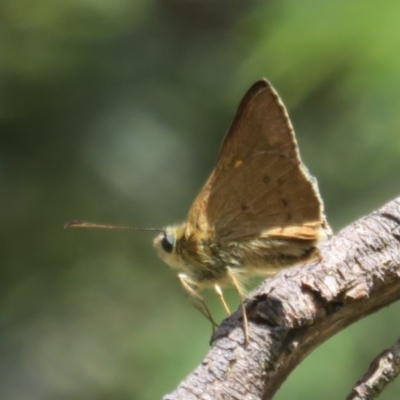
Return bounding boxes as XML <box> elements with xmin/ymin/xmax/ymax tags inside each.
<box><xmin>153</xmin><ymin>224</ymin><xmax>186</xmax><ymax>269</ymax></box>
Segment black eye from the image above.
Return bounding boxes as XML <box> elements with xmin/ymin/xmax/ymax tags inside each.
<box><xmin>161</xmin><ymin>233</ymin><xmax>175</xmax><ymax>254</ymax></box>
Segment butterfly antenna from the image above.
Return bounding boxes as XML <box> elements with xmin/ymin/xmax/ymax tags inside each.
<box><xmin>64</xmin><ymin>220</ymin><xmax>165</xmax><ymax>233</ymax></box>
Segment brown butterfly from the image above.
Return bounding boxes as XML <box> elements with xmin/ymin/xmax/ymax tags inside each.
<box><xmin>66</xmin><ymin>79</ymin><xmax>331</xmax><ymax>343</ymax></box>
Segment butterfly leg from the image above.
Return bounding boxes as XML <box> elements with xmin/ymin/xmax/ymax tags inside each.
<box><xmin>178</xmin><ymin>273</ymin><xmax>219</xmax><ymax>331</ymax></box>
<box><xmin>226</xmin><ymin>267</ymin><xmax>249</xmax><ymax>345</ymax></box>
<box><xmin>214</xmin><ymin>284</ymin><xmax>231</xmax><ymax>316</ymax></box>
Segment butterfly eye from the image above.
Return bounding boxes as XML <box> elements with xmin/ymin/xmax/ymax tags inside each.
<box><xmin>161</xmin><ymin>233</ymin><xmax>175</xmax><ymax>254</ymax></box>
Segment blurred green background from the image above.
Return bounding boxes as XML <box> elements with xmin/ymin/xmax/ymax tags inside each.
<box><xmin>2</xmin><ymin>0</ymin><xmax>400</xmax><ymax>399</ymax></box>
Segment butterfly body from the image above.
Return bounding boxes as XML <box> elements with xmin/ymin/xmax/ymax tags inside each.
<box><xmin>154</xmin><ymin>222</ymin><xmax>325</xmax><ymax>296</ymax></box>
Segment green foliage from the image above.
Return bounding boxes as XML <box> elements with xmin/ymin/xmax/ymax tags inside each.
<box><xmin>1</xmin><ymin>0</ymin><xmax>400</xmax><ymax>398</ymax></box>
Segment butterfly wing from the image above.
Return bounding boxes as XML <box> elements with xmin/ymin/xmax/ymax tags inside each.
<box><xmin>185</xmin><ymin>79</ymin><xmax>331</xmax><ymax>243</ymax></box>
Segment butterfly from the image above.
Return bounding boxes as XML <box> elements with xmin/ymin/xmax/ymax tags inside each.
<box><xmin>152</xmin><ymin>79</ymin><xmax>331</xmax><ymax>342</ymax></box>
<box><xmin>66</xmin><ymin>79</ymin><xmax>331</xmax><ymax>343</ymax></box>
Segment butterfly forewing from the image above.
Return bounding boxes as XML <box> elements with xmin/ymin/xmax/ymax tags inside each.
<box><xmin>185</xmin><ymin>79</ymin><xmax>330</xmax><ymax>243</ymax></box>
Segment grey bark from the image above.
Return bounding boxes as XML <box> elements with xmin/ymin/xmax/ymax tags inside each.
<box><xmin>163</xmin><ymin>197</ymin><xmax>400</xmax><ymax>400</ymax></box>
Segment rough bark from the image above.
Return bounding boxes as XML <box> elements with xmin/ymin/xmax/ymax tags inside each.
<box><xmin>163</xmin><ymin>197</ymin><xmax>400</xmax><ymax>400</ymax></box>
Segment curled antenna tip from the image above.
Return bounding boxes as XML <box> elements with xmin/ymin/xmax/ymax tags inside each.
<box><xmin>64</xmin><ymin>220</ymin><xmax>86</xmax><ymax>229</ymax></box>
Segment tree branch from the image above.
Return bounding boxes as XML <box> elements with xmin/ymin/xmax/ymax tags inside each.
<box><xmin>163</xmin><ymin>197</ymin><xmax>400</xmax><ymax>400</ymax></box>
<box><xmin>346</xmin><ymin>336</ymin><xmax>400</xmax><ymax>400</ymax></box>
